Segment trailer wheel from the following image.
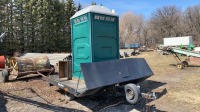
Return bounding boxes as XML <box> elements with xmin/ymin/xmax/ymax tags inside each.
<box><xmin>159</xmin><ymin>51</ymin><xmax>164</xmax><ymax>55</ymax></box>
<box><xmin>48</xmin><ymin>83</ymin><xmax>53</xmax><ymax>86</ymax></box>
<box><xmin>124</xmin><ymin>83</ymin><xmax>140</xmax><ymax>104</ymax></box>
<box><xmin>1</xmin><ymin>69</ymin><xmax>9</xmax><ymax>83</ymax></box>
<box><xmin>50</xmin><ymin>65</ymin><xmax>55</xmax><ymax>74</ymax></box>
<box><xmin>177</xmin><ymin>63</ymin><xmax>184</xmax><ymax>69</ymax></box>
<box><xmin>182</xmin><ymin>61</ymin><xmax>188</xmax><ymax>67</ymax></box>
<box><xmin>65</xmin><ymin>92</ymin><xmax>75</xmax><ymax>101</ymax></box>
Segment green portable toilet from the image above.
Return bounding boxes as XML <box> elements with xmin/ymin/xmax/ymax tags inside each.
<box><xmin>70</xmin><ymin>5</ymin><xmax>119</xmax><ymax>79</ymax></box>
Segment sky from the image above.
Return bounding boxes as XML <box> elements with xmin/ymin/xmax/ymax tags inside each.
<box><xmin>74</xmin><ymin>0</ymin><xmax>200</xmax><ymax>18</ymax></box>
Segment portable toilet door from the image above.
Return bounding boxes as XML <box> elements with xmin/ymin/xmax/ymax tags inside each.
<box><xmin>70</xmin><ymin>5</ymin><xmax>119</xmax><ymax>79</ymax></box>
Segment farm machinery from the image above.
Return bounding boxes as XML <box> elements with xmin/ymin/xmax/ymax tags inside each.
<box><xmin>1</xmin><ymin>55</ymin><xmax>54</xmax><ymax>82</ymax></box>
<box><xmin>160</xmin><ymin>36</ymin><xmax>200</xmax><ymax>69</ymax></box>
<box><xmin>0</xmin><ymin>56</ymin><xmax>5</xmax><ymax>70</ymax></box>
<box><xmin>167</xmin><ymin>47</ymin><xmax>200</xmax><ymax>69</ymax></box>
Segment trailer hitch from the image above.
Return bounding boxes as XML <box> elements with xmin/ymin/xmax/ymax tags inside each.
<box><xmin>141</xmin><ymin>92</ymin><xmax>157</xmax><ymax>100</ymax></box>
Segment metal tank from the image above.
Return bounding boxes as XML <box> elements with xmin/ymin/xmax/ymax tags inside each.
<box><xmin>7</xmin><ymin>55</ymin><xmax>52</xmax><ymax>80</ymax></box>
<box><xmin>0</xmin><ymin>56</ymin><xmax>5</xmax><ymax>69</ymax></box>
<box><xmin>11</xmin><ymin>55</ymin><xmax>50</xmax><ymax>72</ymax></box>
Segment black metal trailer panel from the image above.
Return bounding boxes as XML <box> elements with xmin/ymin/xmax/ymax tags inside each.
<box><xmin>81</xmin><ymin>58</ymin><xmax>154</xmax><ymax>90</ymax></box>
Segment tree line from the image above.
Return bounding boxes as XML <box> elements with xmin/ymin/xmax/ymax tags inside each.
<box><xmin>120</xmin><ymin>5</ymin><xmax>200</xmax><ymax>48</ymax></box>
<box><xmin>0</xmin><ymin>0</ymin><xmax>81</xmax><ymax>55</ymax></box>
<box><xmin>1</xmin><ymin>1</ymin><xmax>199</xmax><ymax>54</ymax></box>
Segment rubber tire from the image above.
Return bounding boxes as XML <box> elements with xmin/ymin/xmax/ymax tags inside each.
<box><xmin>182</xmin><ymin>61</ymin><xmax>188</xmax><ymax>67</ymax></box>
<box><xmin>50</xmin><ymin>65</ymin><xmax>55</xmax><ymax>74</ymax></box>
<box><xmin>159</xmin><ymin>51</ymin><xmax>164</xmax><ymax>55</ymax></box>
<box><xmin>124</xmin><ymin>83</ymin><xmax>140</xmax><ymax>104</ymax></box>
<box><xmin>2</xmin><ymin>69</ymin><xmax>9</xmax><ymax>83</ymax></box>
<box><xmin>65</xmin><ymin>92</ymin><xmax>75</xmax><ymax>101</ymax></box>
<box><xmin>48</xmin><ymin>83</ymin><xmax>54</xmax><ymax>86</ymax></box>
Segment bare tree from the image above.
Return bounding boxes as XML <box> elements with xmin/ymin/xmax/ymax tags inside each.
<box><xmin>183</xmin><ymin>5</ymin><xmax>200</xmax><ymax>42</ymax></box>
<box><xmin>119</xmin><ymin>12</ymin><xmax>144</xmax><ymax>47</ymax></box>
<box><xmin>141</xmin><ymin>21</ymin><xmax>151</xmax><ymax>47</ymax></box>
<box><xmin>120</xmin><ymin>5</ymin><xmax>200</xmax><ymax>47</ymax></box>
<box><xmin>150</xmin><ymin>6</ymin><xmax>182</xmax><ymax>43</ymax></box>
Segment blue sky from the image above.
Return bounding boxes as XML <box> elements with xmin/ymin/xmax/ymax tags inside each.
<box><xmin>74</xmin><ymin>0</ymin><xmax>200</xmax><ymax>18</ymax></box>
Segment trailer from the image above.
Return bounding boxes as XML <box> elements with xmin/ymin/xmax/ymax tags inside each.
<box><xmin>164</xmin><ymin>36</ymin><xmax>193</xmax><ymax>46</ymax></box>
<box><xmin>167</xmin><ymin>48</ymin><xmax>200</xmax><ymax>69</ymax></box>
<box><xmin>2</xmin><ymin>5</ymin><xmax>154</xmax><ymax>104</ymax></box>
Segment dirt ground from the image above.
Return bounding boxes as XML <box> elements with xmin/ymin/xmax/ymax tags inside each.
<box><xmin>0</xmin><ymin>51</ymin><xmax>200</xmax><ymax>112</ymax></box>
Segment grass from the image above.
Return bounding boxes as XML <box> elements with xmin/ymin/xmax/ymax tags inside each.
<box><xmin>129</xmin><ymin>51</ymin><xmax>200</xmax><ymax>111</ymax></box>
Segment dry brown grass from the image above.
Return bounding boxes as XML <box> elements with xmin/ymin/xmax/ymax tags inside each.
<box><xmin>1</xmin><ymin>51</ymin><xmax>199</xmax><ymax>111</ymax></box>
<box><xmin>130</xmin><ymin>51</ymin><xmax>200</xmax><ymax>112</ymax></box>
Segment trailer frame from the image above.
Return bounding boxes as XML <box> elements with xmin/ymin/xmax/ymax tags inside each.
<box><xmin>42</xmin><ymin>58</ymin><xmax>154</xmax><ymax>104</ymax></box>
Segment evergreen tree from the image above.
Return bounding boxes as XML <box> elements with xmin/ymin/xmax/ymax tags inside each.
<box><xmin>0</xmin><ymin>0</ymin><xmax>81</xmax><ymax>53</ymax></box>
<box><xmin>76</xmin><ymin>3</ymin><xmax>82</xmax><ymax>11</ymax></box>
<box><xmin>14</xmin><ymin>0</ymin><xmax>25</xmax><ymax>53</ymax></box>
<box><xmin>0</xmin><ymin>0</ymin><xmax>6</xmax><ymax>54</ymax></box>
<box><xmin>65</xmin><ymin>0</ymin><xmax>76</xmax><ymax>52</ymax></box>
<box><xmin>23</xmin><ymin>0</ymin><xmax>37</xmax><ymax>52</ymax></box>
<box><xmin>91</xmin><ymin>1</ymin><xmax>97</xmax><ymax>5</ymax></box>
<box><xmin>4</xmin><ymin>0</ymin><xmax>14</xmax><ymax>52</ymax></box>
